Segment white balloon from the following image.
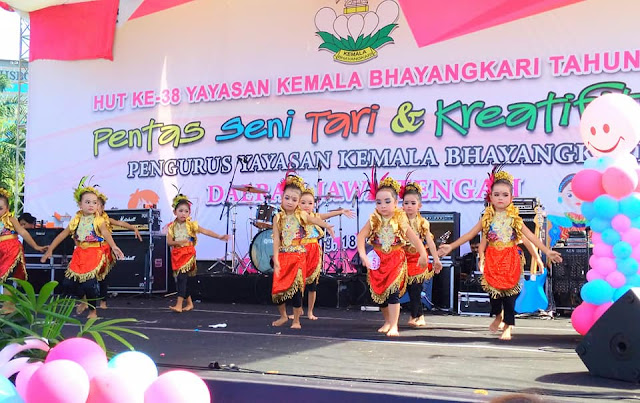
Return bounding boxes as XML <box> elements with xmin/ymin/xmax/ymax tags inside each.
<box><xmin>347</xmin><ymin>13</ymin><xmax>364</xmax><ymax>39</ymax></box>
<box><xmin>315</xmin><ymin>7</ymin><xmax>337</xmax><ymax>35</ymax></box>
<box><xmin>333</xmin><ymin>14</ymin><xmax>350</xmax><ymax>39</ymax></box>
<box><xmin>362</xmin><ymin>12</ymin><xmax>379</xmax><ymax>37</ymax></box>
<box><xmin>376</xmin><ymin>0</ymin><xmax>400</xmax><ymax>28</ymax></box>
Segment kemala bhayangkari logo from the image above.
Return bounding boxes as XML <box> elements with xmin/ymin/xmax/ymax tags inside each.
<box><xmin>315</xmin><ymin>0</ymin><xmax>399</xmax><ymax>64</ymax></box>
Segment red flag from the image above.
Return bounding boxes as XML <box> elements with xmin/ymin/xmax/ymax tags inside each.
<box><xmin>29</xmin><ymin>0</ymin><xmax>118</xmax><ymax>61</ymax></box>
<box><xmin>129</xmin><ymin>0</ymin><xmax>193</xmax><ymax>20</ymax></box>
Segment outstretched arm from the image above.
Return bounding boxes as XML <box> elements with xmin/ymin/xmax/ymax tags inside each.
<box><xmin>198</xmin><ymin>226</ymin><xmax>229</xmax><ymax>241</ymax></box>
<box><xmin>109</xmin><ymin>218</ymin><xmax>143</xmax><ymax>241</ymax></box>
<box><xmin>11</xmin><ymin>216</ymin><xmax>47</xmax><ymax>252</ymax></box>
<box><xmin>438</xmin><ymin>220</ymin><xmax>482</xmax><ymax>257</ymax></box>
<box><xmin>100</xmin><ymin>223</ymin><xmax>124</xmax><ymax>260</ymax></box>
<box><xmin>424</xmin><ymin>231</ymin><xmax>442</xmax><ymax>273</ymax></box>
<box><xmin>40</xmin><ymin>227</ymin><xmax>71</xmax><ymax>262</ymax></box>
<box><xmin>306</xmin><ymin>214</ymin><xmax>335</xmax><ymax>238</ymax></box>
<box><xmin>318</xmin><ymin>208</ymin><xmax>355</xmax><ymax>220</ymax></box>
<box><xmin>522</xmin><ymin>225</ymin><xmax>562</xmax><ymax>264</ymax></box>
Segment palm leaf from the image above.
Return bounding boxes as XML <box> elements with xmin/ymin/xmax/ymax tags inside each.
<box><xmin>372</xmin><ymin>36</ymin><xmax>394</xmax><ymax>49</ymax></box>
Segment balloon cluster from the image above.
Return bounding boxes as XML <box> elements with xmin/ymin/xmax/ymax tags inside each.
<box><xmin>570</xmin><ymin>93</ymin><xmax>640</xmax><ymax>335</ymax></box>
<box><xmin>0</xmin><ymin>338</ymin><xmax>211</xmax><ymax>403</ymax></box>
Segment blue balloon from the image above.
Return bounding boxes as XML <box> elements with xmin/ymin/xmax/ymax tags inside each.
<box><xmin>632</xmin><ymin>217</ymin><xmax>640</xmax><ymax>229</ymax></box>
<box><xmin>581</xmin><ymin>202</ymin><xmax>596</xmax><ymax>221</ymax></box>
<box><xmin>593</xmin><ymin>195</ymin><xmax>619</xmax><ymax>219</ymax></box>
<box><xmin>0</xmin><ymin>375</ymin><xmax>23</xmax><ymax>403</ymax></box>
<box><xmin>601</xmin><ymin>228</ymin><xmax>621</xmax><ymax>245</ymax></box>
<box><xmin>616</xmin><ymin>257</ymin><xmax>640</xmax><ymax>276</ymax></box>
<box><xmin>613</xmin><ymin>241</ymin><xmax>633</xmax><ymax>259</ymax></box>
<box><xmin>583</xmin><ymin>157</ymin><xmax>598</xmax><ymax>169</ymax></box>
<box><xmin>626</xmin><ymin>273</ymin><xmax>640</xmax><ymax>287</ymax></box>
<box><xmin>595</xmin><ymin>155</ymin><xmax>615</xmax><ymax>170</ymax></box>
<box><xmin>619</xmin><ymin>194</ymin><xmax>640</xmax><ymax>219</ymax></box>
<box><xmin>590</xmin><ymin>217</ymin><xmax>611</xmax><ymax>233</ymax></box>
<box><xmin>580</xmin><ymin>279</ymin><xmax>615</xmax><ymax>305</ymax></box>
<box><xmin>613</xmin><ymin>285</ymin><xmax>632</xmax><ymax>302</ymax></box>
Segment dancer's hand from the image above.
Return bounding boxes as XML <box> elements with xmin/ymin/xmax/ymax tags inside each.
<box><xmin>40</xmin><ymin>251</ymin><xmax>52</xmax><ymax>263</ymax></box>
<box><xmin>418</xmin><ymin>255</ymin><xmax>428</xmax><ymax>268</ymax></box>
<box><xmin>218</xmin><ymin>234</ymin><xmax>230</xmax><ymax>242</ymax></box>
<box><xmin>479</xmin><ymin>254</ymin><xmax>485</xmax><ymax>274</ymax></box>
<box><xmin>134</xmin><ymin>228</ymin><xmax>143</xmax><ymax>242</ymax></box>
<box><xmin>438</xmin><ymin>244</ymin><xmax>452</xmax><ymax>257</ymax></box>
<box><xmin>546</xmin><ymin>249</ymin><xmax>563</xmax><ymax>264</ymax></box>
<box><xmin>113</xmin><ymin>247</ymin><xmax>124</xmax><ymax>260</ymax></box>
<box><xmin>35</xmin><ymin>245</ymin><xmax>48</xmax><ymax>253</ymax></box>
<box><xmin>273</xmin><ymin>261</ymin><xmax>281</xmax><ymax>275</ymax></box>
<box><xmin>326</xmin><ymin>225</ymin><xmax>335</xmax><ymax>238</ymax></box>
<box><xmin>360</xmin><ymin>256</ymin><xmax>371</xmax><ymax>270</ymax></box>
<box><xmin>341</xmin><ymin>209</ymin><xmax>355</xmax><ymax>219</ymax></box>
<box><xmin>433</xmin><ymin>259</ymin><xmax>443</xmax><ymax>274</ymax></box>
<box><xmin>180</xmin><ymin>240</ymin><xmax>191</xmax><ymax>247</ymax></box>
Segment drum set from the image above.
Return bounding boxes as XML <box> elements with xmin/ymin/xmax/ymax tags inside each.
<box><xmin>220</xmin><ymin>183</ymin><xmax>357</xmax><ymax>276</ymax></box>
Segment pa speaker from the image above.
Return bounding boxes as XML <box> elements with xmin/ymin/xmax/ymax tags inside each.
<box><xmin>576</xmin><ymin>288</ymin><xmax>640</xmax><ymax>383</ymax></box>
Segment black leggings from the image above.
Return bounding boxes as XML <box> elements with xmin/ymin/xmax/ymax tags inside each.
<box><xmin>408</xmin><ymin>282</ymin><xmax>424</xmax><ymax>318</ymax></box>
<box><xmin>306</xmin><ymin>282</ymin><xmax>317</xmax><ymax>292</ymax></box>
<box><xmin>175</xmin><ymin>272</ymin><xmax>191</xmax><ymax>299</ymax></box>
<box><xmin>63</xmin><ymin>277</ymin><xmax>98</xmax><ymax>311</ymax></box>
<box><xmin>98</xmin><ymin>274</ymin><xmax>110</xmax><ymax>300</ymax></box>
<box><xmin>490</xmin><ymin>294</ymin><xmax>519</xmax><ymax>326</ymax></box>
<box><xmin>290</xmin><ymin>290</ymin><xmax>303</xmax><ymax>308</ymax></box>
<box><xmin>378</xmin><ymin>291</ymin><xmax>400</xmax><ymax>308</ymax></box>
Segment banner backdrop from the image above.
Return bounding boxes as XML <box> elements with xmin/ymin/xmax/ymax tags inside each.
<box><xmin>25</xmin><ymin>0</ymin><xmax>640</xmax><ymax>260</ymax></box>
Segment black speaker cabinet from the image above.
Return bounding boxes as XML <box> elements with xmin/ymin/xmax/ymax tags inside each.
<box><xmin>420</xmin><ymin>211</ymin><xmax>460</xmax><ymax>258</ymax></box>
<box><xmin>576</xmin><ymin>288</ymin><xmax>640</xmax><ymax>383</ymax></box>
<box><xmin>108</xmin><ymin>234</ymin><xmax>168</xmax><ymax>293</ymax></box>
<box><xmin>431</xmin><ymin>259</ymin><xmax>457</xmax><ymax>311</ymax></box>
<box><xmin>24</xmin><ymin>228</ymin><xmax>75</xmax><ymax>256</ymax></box>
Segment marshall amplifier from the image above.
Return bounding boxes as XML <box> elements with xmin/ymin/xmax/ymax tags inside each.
<box><xmin>24</xmin><ymin>228</ymin><xmax>75</xmax><ymax>257</ymax></box>
<box><xmin>419</xmin><ymin>211</ymin><xmax>461</xmax><ymax>258</ymax></box>
<box><xmin>513</xmin><ymin>197</ymin><xmax>541</xmax><ymax>214</ymax></box>
<box><xmin>106</xmin><ymin>209</ymin><xmax>161</xmax><ymax>233</ymax></box>
<box><xmin>108</xmin><ymin>234</ymin><xmax>168</xmax><ymax>293</ymax></box>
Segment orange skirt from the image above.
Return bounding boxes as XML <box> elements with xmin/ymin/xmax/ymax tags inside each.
<box><xmin>97</xmin><ymin>243</ymin><xmax>116</xmax><ymax>281</ymax></box>
<box><xmin>272</xmin><ymin>252</ymin><xmax>305</xmax><ymax>304</ymax></box>
<box><xmin>66</xmin><ymin>245</ymin><xmax>105</xmax><ymax>282</ymax></box>
<box><xmin>304</xmin><ymin>242</ymin><xmax>322</xmax><ymax>285</ymax></box>
<box><xmin>171</xmin><ymin>246</ymin><xmax>197</xmax><ymax>276</ymax></box>
<box><xmin>482</xmin><ymin>244</ymin><xmax>523</xmax><ymax>298</ymax></box>
<box><xmin>406</xmin><ymin>251</ymin><xmax>433</xmax><ymax>285</ymax></box>
<box><xmin>0</xmin><ymin>238</ymin><xmax>26</xmax><ymax>282</ymax></box>
<box><xmin>367</xmin><ymin>248</ymin><xmax>407</xmax><ymax>304</ymax></box>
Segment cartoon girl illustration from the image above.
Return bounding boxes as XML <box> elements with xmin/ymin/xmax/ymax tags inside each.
<box><xmin>548</xmin><ymin>173</ymin><xmax>587</xmax><ymax>246</ymax></box>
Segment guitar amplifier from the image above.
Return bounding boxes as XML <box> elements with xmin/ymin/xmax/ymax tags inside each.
<box><xmin>513</xmin><ymin>197</ymin><xmax>541</xmax><ymax>214</ymax></box>
<box><xmin>420</xmin><ymin>211</ymin><xmax>460</xmax><ymax>258</ymax></box>
<box><xmin>108</xmin><ymin>234</ymin><xmax>168</xmax><ymax>293</ymax></box>
<box><xmin>24</xmin><ymin>228</ymin><xmax>75</xmax><ymax>256</ymax></box>
<box><xmin>551</xmin><ymin>246</ymin><xmax>590</xmax><ymax>311</ymax></box>
<box><xmin>105</xmin><ymin>209</ymin><xmax>161</xmax><ymax>233</ymax></box>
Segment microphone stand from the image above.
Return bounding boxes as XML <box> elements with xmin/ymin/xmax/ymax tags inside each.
<box><xmin>219</xmin><ymin>156</ymin><xmax>242</xmax><ymax>268</ymax></box>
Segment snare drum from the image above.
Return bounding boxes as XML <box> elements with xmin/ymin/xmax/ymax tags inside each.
<box><xmin>254</xmin><ymin>204</ymin><xmax>275</xmax><ymax>229</ymax></box>
<box><xmin>250</xmin><ymin>229</ymin><xmax>274</xmax><ymax>273</ymax></box>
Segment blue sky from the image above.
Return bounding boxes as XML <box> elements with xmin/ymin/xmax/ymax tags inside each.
<box><xmin>0</xmin><ymin>10</ymin><xmax>21</xmax><ymax>60</ymax></box>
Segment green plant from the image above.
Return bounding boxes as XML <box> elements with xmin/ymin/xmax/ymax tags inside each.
<box><xmin>0</xmin><ymin>279</ymin><xmax>147</xmax><ymax>357</ymax></box>
<box><xmin>316</xmin><ymin>23</ymin><xmax>397</xmax><ymax>52</ymax></box>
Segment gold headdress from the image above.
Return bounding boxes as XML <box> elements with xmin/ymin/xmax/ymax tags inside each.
<box><xmin>0</xmin><ymin>187</ymin><xmax>10</xmax><ymax>200</ymax></box>
<box><xmin>171</xmin><ymin>185</ymin><xmax>191</xmax><ymax>209</ymax></box>
<box><xmin>399</xmin><ymin>170</ymin><xmax>422</xmax><ymax>198</ymax></box>
<box><xmin>73</xmin><ymin>176</ymin><xmax>104</xmax><ymax>204</ymax></box>
<box><xmin>379</xmin><ymin>176</ymin><xmax>401</xmax><ymax>195</ymax></box>
<box><xmin>302</xmin><ymin>185</ymin><xmax>315</xmax><ymax>197</ymax></box>
<box><xmin>279</xmin><ymin>169</ymin><xmax>305</xmax><ymax>192</ymax></box>
<box><xmin>485</xmin><ymin>164</ymin><xmax>513</xmax><ymax>202</ymax></box>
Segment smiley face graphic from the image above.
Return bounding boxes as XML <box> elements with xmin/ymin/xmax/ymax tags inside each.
<box><xmin>580</xmin><ymin>93</ymin><xmax>640</xmax><ymax>157</ymax></box>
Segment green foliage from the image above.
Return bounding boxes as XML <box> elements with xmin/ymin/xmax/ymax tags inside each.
<box><xmin>0</xmin><ymin>73</ymin><xmax>24</xmax><ymax>213</ymax></box>
<box><xmin>0</xmin><ymin>279</ymin><xmax>148</xmax><ymax>358</ymax></box>
<box><xmin>316</xmin><ymin>24</ymin><xmax>398</xmax><ymax>52</ymax></box>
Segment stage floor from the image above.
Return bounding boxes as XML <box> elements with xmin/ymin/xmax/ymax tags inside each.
<box><xmin>95</xmin><ymin>297</ymin><xmax>638</xmax><ymax>402</ymax></box>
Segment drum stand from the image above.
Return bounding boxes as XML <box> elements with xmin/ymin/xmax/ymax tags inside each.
<box><xmin>324</xmin><ymin>214</ymin><xmax>352</xmax><ymax>275</ymax></box>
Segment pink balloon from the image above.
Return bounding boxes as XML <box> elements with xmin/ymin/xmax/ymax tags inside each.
<box><xmin>144</xmin><ymin>371</ymin><xmax>211</xmax><ymax>403</ymax></box>
<box><xmin>15</xmin><ymin>361</ymin><xmax>43</xmax><ymax>399</ymax></box>
<box><xmin>602</xmin><ymin>166</ymin><xmax>637</xmax><ymax>199</ymax></box>
<box><xmin>87</xmin><ymin>368</ymin><xmax>144</xmax><ymax>403</ymax></box>
<box><xmin>593</xmin><ymin>242</ymin><xmax>614</xmax><ymax>258</ymax></box>
<box><xmin>45</xmin><ymin>337</ymin><xmax>107</xmax><ymax>379</ymax></box>
<box><xmin>571</xmin><ymin>302</ymin><xmax>597</xmax><ymax>335</ymax></box>
<box><xmin>586</xmin><ymin>269</ymin><xmax>605</xmax><ymax>281</ymax></box>
<box><xmin>591</xmin><ymin>232</ymin><xmax>603</xmax><ymax>244</ymax></box>
<box><xmin>594</xmin><ymin>301</ymin><xmax>614</xmax><ymax>322</ymax></box>
<box><xmin>26</xmin><ymin>359</ymin><xmax>90</xmax><ymax>403</ymax></box>
<box><xmin>572</xmin><ymin>169</ymin><xmax>605</xmax><ymax>202</ymax></box>
<box><xmin>596</xmin><ymin>257</ymin><xmax>617</xmax><ymax>275</ymax></box>
<box><xmin>611</xmin><ymin>214</ymin><xmax>632</xmax><ymax>232</ymax></box>
<box><xmin>622</xmin><ymin>228</ymin><xmax>640</xmax><ymax>246</ymax></box>
<box><xmin>606</xmin><ymin>270</ymin><xmax>627</xmax><ymax>288</ymax></box>
<box><xmin>635</xmin><ymin>170</ymin><xmax>640</xmax><ymax>192</ymax></box>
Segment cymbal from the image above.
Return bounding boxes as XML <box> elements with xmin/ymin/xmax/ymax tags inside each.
<box><xmin>231</xmin><ymin>184</ymin><xmax>268</xmax><ymax>194</ymax></box>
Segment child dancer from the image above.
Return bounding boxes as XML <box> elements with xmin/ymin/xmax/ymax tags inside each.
<box><xmin>296</xmin><ymin>186</ymin><xmax>353</xmax><ymax>320</ymax></box>
<box><xmin>271</xmin><ymin>174</ymin><xmax>334</xmax><ymax>329</ymax></box>
<box><xmin>400</xmin><ymin>180</ymin><xmax>442</xmax><ymax>328</ymax></box>
<box><xmin>41</xmin><ymin>177</ymin><xmax>124</xmax><ymax>318</ymax></box>
<box><xmin>0</xmin><ymin>187</ymin><xmax>47</xmax><ymax>313</ymax></box>
<box><xmin>356</xmin><ymin>173</ymin><xmax>429</xmax><ymax>337</ymax></box>
<box><xmin>438</xmin><ymin>167</ymin><xmax>562</xmax><ymax>340</ymax></box>
<box><xmin>167</xmin><ymin>191</ymin><xmax>229</xmax><ymax>313</ymax></box>
<box><xmin>95</xmin><ymin>194</ymin><xmax>142</xmax><ymax>309</ymax></box>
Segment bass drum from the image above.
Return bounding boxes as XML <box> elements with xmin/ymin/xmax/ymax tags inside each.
<box><xmin>250</xmin><ymin>229</ymin><xmax>274</xmax><ymax>274</ymax></box>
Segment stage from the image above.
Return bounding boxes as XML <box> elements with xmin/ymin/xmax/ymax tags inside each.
<box><xmin>91</xmin><ymin>297</ymin><xmax>638</xmax><ymax>402</ymax></box>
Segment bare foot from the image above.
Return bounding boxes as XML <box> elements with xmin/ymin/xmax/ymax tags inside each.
<box><xmin>489</xmin><ymin>315</ymin><xmax>503</xmax><ymax>332</ymax></box>
<box><xmin>386</xmin><ymin>327</ymin><xmax>400</xmax><ymax>337</ymax></box>
<box><xmin>499</xmin><ymin>325</ymin><xmax>512</xmax><ymax>340</ymax></box>
<box><xmin>407</xmin><ymin>317</ymin><xmax>416</xmax><ymax>326</ymax></box>
<box><xmin>87</xmin><ymin>310</ymin><xmax>98</xmax><ymax>319</ymax></box>
<box><xmin>307</xmin><ymin>313</ymin><xmax>318</xmax><ymax>320</ymax></box>
<box><xmin>378</xmin><ymin>323</ymin><xmax>391</xmax><ymax>333</ymax></box>
<box><xmin>287</xmin><ymin>314</ymin><xmax>294</xmax><ymax>320</ymax></box>
<box><xmin>290</xmin><ymin>321</ymin><xmax>301</xmax><ymax>329</ymax></box>
<box><xmin>413</xmin><ymin>316</ymin><xmax>427</xmax><ymax>328</ymax></box>
<box><xmin>183</xmin><ymin>304</ymin><xmax>194</xmax><ymax>312</ymax></box>
<box><xmin>498</xmin><ymin>322</ymin><xmax>505</xmax><ymax>331</ymax></box>
<box><xmin>169</xmin><ymin>305</ymin><xmax>183</xmax><ymax>313</ymax></box>
<box><xmin>76</xmin><ymin>302</ymin><xmax>88</xmax><ymax>315</ymax></box>
<box><xmin>99</xmin><ymin>301</ymin><xmax>108</xmax><ymax>309</ymax></box>
<box><xmin>272</xmin><ymin>316</ymin><xmax>288</xmax><ymax>327</ymax></box>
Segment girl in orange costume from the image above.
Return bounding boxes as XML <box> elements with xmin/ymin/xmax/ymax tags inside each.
<box><xmin>42</xmin><ymin>177</ymin><xmax>124</xmax><ymax>318</ymax></box>
<box><xmin>400</xmin><ymin>179</ymin><xmax>442</xmax><ymax>328</ymax></box>
<box><xmin>167</xmin><ymin>191</ymin><xmax>229</xmax><ymax>313</ymax></box>
<box><xmin>271</xmin><ymin>174</ymin><xmax>334</xmax><ymax>329</ymax></box>
<box><xmin>357</xmin><ymin>173</ymin><xmax>429</xmax><ymax>337</ymax></box>
<box><xmin>439</xmin><ymin>167</ymin><xmax>562</xmax><ymax>340</ymax></box>
<box><xmin>0</xmin><ymin>186</ymin><xmax>47</xmax><ymax>313</ymax></box>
